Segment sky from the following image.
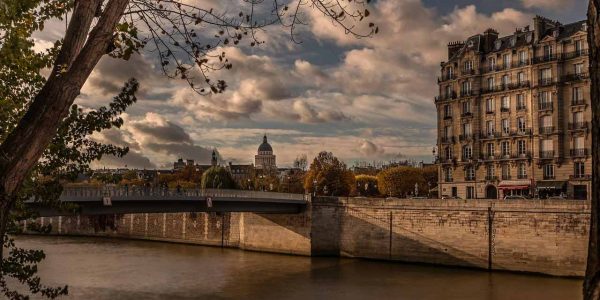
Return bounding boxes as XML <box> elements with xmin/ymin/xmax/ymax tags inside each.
<box><xmin>34</xmin><ymin>0</ymin><xmax>588</xmax><ymax>169</ymax></box>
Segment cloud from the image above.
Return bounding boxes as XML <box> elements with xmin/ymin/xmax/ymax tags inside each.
<box><xmin>521</xmin><ymin>0</ymin><xmax>574</xmax><ymax>10</ymax></box>
<box><xmin>359</xmin><ymin>140</ymin><xmax>386</xmax><ymax>157</ymax></box>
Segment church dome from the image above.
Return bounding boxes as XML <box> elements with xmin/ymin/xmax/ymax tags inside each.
<box><xmin>258</xmin><ymin>135</ymin><xmax>273</xmax><ymax>153</ymax></box>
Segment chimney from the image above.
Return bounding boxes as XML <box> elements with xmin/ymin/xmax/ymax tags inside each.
<box><xmin>447</xmin><ymin>41</ymin><xmax>465</xmax><ymax>60</ymax></box>
<box><xmin>482</xmin><ymin>28</ymin><xmax>499</xmax><ymax>52</ymax></box>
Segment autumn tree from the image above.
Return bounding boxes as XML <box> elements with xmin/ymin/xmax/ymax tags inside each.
<box><xmin>355</xmin><ymin>174</ymin><xmax>378</xmax><ymax>196</ymax></box>
<box><xmin>200</xmin><ymin>166</ymin><xmax>236</xmax><ymax>189</ymax></box>
<box><xmin>304</xmin><ymin>151</ymin><xmax>355</xmax><ymax>196</ymax></box>
<box><xmin>377</xmin><ymin>166</ymin><xmax>426</xmax><ymax>198</ymax></box>
<box><xmin>0</xmin><ymin>0</ymin><xmax>376</xmax><ymax>298</ymax></box>
<box><xmin>421</xmin><ymin>165</ymin><xmax>438</xmax><ymax>197</ymax></box>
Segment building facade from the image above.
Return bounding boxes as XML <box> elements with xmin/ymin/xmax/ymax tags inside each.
<box><xmin>435</xmin><ymin>16</ymin><xmax>591</xmax><ymax>200</ymax></box>
<box><xmin>255</xmin><ymin>135</ymin><xmax>277</xmax><ymax>171</ymax></box>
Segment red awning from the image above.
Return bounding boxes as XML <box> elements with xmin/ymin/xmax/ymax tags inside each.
<box><xmin>498</xmin><ymin>180</ymin><xmax>531</xmax><ymax>190</ymax></box>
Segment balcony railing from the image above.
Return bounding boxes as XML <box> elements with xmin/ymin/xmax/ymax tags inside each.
<box><xmin>533</xmin><ymin>55</ymin><xmax>558</xmax><ymax>64</ymax></box>
<box><xmin>569</xmin><ymin>122</ymin><xmax>589</xmax><ymax>130</ymax></box>
<box><xmin>444</xmin><ymin>114</ymin><xmax>453</xmax><ymax>120</ymax></box>
<box><xmin>435</xmin><ymin>91</ymin><xmax>457</xmax><ymax>102</ymax></box>
<box><xmin>516</xmin><ymin>60</ymin><xmax>530</xmax><ymax>67</ymax></box>
<box><xmin>512</xmin><ymin>128</ymin><xmax>532</xmax><ymax>136</ymax></box>
<box><xmin>543</xmin><ymin>174</ymin><xmax>556</xmax><ymax>180</ymax></box>
<box><xmin>538</xmin><ymin>101</ymin><xmax>553</xmax><ymax>111</ymax></box>
<box><xmin>465</xmin><ymin>176</ymin><xmax>476</xmax><ymax>181</ymax></box>
<box><xmin>562</xmin><ymin>73</ymin><xmax>589</xmax><ymax>82</ymax></box>
<box><xmin>570</xmin><ymin>174</ymin><xmax>591</xmax><ymax>180</ymax></box>
<box><xmin>514</xmin><ymin>152</ymin><xmax>532</xmax><ymax>159</ymax></box>
<box><xmin>540</xmin><ymin>150</ymin><xmax>555</xmax><ymax>159</ymax></box>
<box><xmin>459</xmin><ymin>134</ymin><xmax>473</xmax><ymax>142</ymax></box>
<box><xmin>539</xmin><ymin>126</ymin><xmax>555</xmax><ymax>135</ymax></box>
<box><xmin>485</xmin><ymin>175</ymin><xmax>498</xmax><ymax>181</ymax></box>
<box><xmin>538</xmin><ymin>78</ymin><xmax>555</xmax><ymax>87</ymax></box>
<box><xmin>510</xmin><ymin>81</ymin><xmax>530</xmax><ymax>89</ymax></box>
<box><xmin>517</xmin><ymin>174</ymin><xmax>528</xmax><ymax>179</ymax></box>
<box><xmin>516</xmin><ymin>105</ymin><xmax>527</xmax><ymax>111</ymax></box>
<box><xmin>461</xmin><ymin>155</ymin><xmax>473</xmax><ymax>161</ymax></box>
<box><xmin>440</xmin><ymin>136</ymin><xmax>455</xmax><ymax>144</ymax></box>
<box><xmin>461</xmin><ymin>112</ymin><xmax>473</xmax><ymax>118</ymax></box>
<box><xmin>570</xmin><ymin>148</ymin><xmax>588</xmax><ymax>157</ymax></box>
<box><xmin>460</xmin><ymin>90</ymin><xmax>478</xmax><ymax>97</ymax></box>
<box><xmin>461</xmin><ymin>68</ymin><xmax>477</xmax><ymax>76</ymax></box>
<box><xmin>502</xmin><ymin>175</ymin><xmax>512</xmax><ymax>180</ymax></box>
<box><xmin>480</xmin><ymin>132</ymin><xmax>500</xmax><ymax>139</ymax></box>
<box><xmin>561</xmin><ymin>49</ymin><xmax>589</xmax><ymax>60</ymax></box>
<box><xmin>438</xmin><ymin>73</ymin><xmax>456</xmax><ymax>82</ymax></box>
<box><xmin>572</xmin><ymin>99</ymin><xmax>586</xmax><ymax>106</ymax></box>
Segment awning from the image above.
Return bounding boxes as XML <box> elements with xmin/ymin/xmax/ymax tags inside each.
<box><xmin>498</xmin><ymin>180</ymin><xmax>531</xmax><ymax>190</ymax></box>
<box><xmin>429</xmin><ymin>186</ymin><xmax>439</xmax><ymax>193</ymax></box>
<box><xmin>536</xmin><ymin>181</ymin><xmax>567</xmax><ymax>190</ymax></box>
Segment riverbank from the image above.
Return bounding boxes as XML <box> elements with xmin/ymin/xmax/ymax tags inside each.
<box><xmin>23</xmin><ymin>197</ymin><xmax>590</xmax><ymax>277</ymax></box>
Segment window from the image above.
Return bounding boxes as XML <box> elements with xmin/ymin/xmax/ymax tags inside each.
<box><xmin>462</xmin><ymin>81</ymin><xmax>471</xmax><ymax>94</ymax></box>
<box><xmin>543</xmin><ymin>45</ymin><xmax>554</xmax><ymax>59</ymax></box>
<box><xmin>465</xmin><ymin>166</ymin><xmax>475</xmax><ymax>181</ymax></box>
<box><xmin>487</xmin><ymin>77</ymin><xmax>495</xmax><ymax>90</ymax></box>
<box><xmin>518</xmin><ymin>50</ymin><xmax>528</xmax><ymax>64</ymax></box>
<box><xmin>541</xmin><ymin>139</ymin><xmax>554</xmax><ymax>157</ymax></box>
<box><xmin>444</xmin><ymin>104</ymin><xmax>452</xmax><ymax>118</ymax></box>
<box><xmin>541</xmin><ymin>115</ymin><xmax>553</xmax><ymax>128</ymax></box>
<box><xmin>502</xmin><ymin>74</ymin><xmax>510</xmax><ymax>87</ymax></box>
<box><xmin>462</xmin><ymin>123</ymin><xmax>472</xmax><ymax>136</ymax></box>
<box><xmin>574</xmin><ymin>136</ymin><xmax>585</xmax><ymax>150</ymax></box>
<box><xmin>463</xmin><ymin>145</ymin><xmax>473</xmax><ymax>160</ymax></box>
<box><xmin>489</xmin><ymin>57</ymin><xmax>496</xmax><ymax>70</ymax></box>
<box><xmin>518</xmin><ymin>163</ymin><xmax>527</xmax><ymax>179</ymax></box>
<box><xmin>517</xmin><ymin>140</ymin><xmax>526</xmax><ymax>155</ymax></box>
<box><xmin>540</xmin><ymin>68</ymin><xmax>552</xmax><ymax>80</ymax></box>
<box><xmin>486</xmin><ymin>143</ymin><xmax>495</xmax><ymax>157</ymax></box>
<box><xmin>517</xmin><ymin>117</ymin><xmax>526</xmax><ymax>132</ymax></box>
<box><xmin>573</xmin><ymin>111</ymin><xmax>584</xmax><ymax>124</ymax></box>
<box><xmin>486</xmin><ymin>165</ymin><xmax>495</xmax><ymax>179</ymax></box>
<box><xmin>447</xmin><ymin>67</ymin><xmax>454</xmax><ymax>78</ymax></box>
<box><xmin>575</xmin><ymin>162</ymin><xmax>585</xmax><ymax>178</ymax></box>
<box><xmin>539</xmin><ymin>91</ymin><xmax>552</xmax><ymax>109</ymax></box>
<box><xmin>543</xmin><ymin>164</ymin><xmax>555</xmax><ymax>179</ymax></box>
<box><xmin>464</xmin><ymin>60</ymin><xmax>473</xmax><ymax>71</ymax></box>
<box><xmin>517</xmin><ymin>72</ymin><xmax>526</xmax><ymax>84</ymax></box>
<box><xmin>573</xmin><ymin>87</ymin><xmax>583</xmax><ymax>102</ymax></box>
<box><xmin>575</xmin><ymin>63</ymin><xmax>584</xmax><ymax>75</ymax></box>
<box><xmin>501</xmin><ymin>141</ymin><xmax>510</xmax><ymax>157</ymax></box>
<box><xmin>501</xmin><ymin>164</ymin><xmax>510</xmax><ymax>180</ymax></box>
<box><xmin>466</xmin><ymin>186</ymin><xmax>475</xmax><ymax>199</ymax></box>
<box><xmin>443</xmin><ymin>126</ymin><xmax>452</xmax><ymax>139</ymax></box>
<box><xmin>486</xmin><ymin>120</ymin><xmax>495</xmax><ymax>135</ymax></box>
<box><xmin>575</xmin><ymin>40</ymin><xmax>583</xmax><ymax>55</ymax></box>
<box><xmin>445</xmin><ymin>168</ymin><xmax>453</xmax><ymax>182</ymax></box>
<box><xmin>503</xmin><ymin>54</ymin><xmax>511</xmax><ymax>68</ymax></box>
<box><xmin>502</xmin><ymin>119</ymin><xmax>510</xmax><ymax>134</ymax></box>
<box><xmin>501</xmin><ymin>96</ymin><xmax>510</xmax><ymax>110</ymax></box>
<box><xmin>444</xmin><ymin>146</ymin><xmax>453</xmax><ymax>160</ymax></box>
<box><xmin>462</xmin><ymin>101</ymin><xmax>471</xmax><ymax>114</ymax></box>
<box><xmin>486</xmin><ymin>98</ymin><xmax>494</xmax><ymax>113</ymax></box>
<box><xmin>517</xmin><ymin>94</ymin><xmax>526</xmax><ymax>109</ymax></box>
<box><xmin>445</xmin><ymin>85</ymin><xmax>452</xmax><ymax>97</ymax></box>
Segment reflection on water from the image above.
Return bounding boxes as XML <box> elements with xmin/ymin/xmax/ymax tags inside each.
<box><xmin>14</xmin><ymin>235</ymin><xmax>582</xmax><ymax>300</ymax></box>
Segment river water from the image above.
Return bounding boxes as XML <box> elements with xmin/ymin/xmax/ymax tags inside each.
<box><xmin>13</xmin><ymin>235</ymin><xmax>582</xmax><ymax>300</ymax></box>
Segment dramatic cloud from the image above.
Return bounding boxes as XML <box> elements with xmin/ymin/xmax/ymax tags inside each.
<box><xmin>521</xmin><ymin>0</ymin><xmax>574</xmax><ymax>11</ymax></box>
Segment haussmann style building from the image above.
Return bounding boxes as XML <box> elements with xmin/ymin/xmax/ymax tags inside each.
<box><xmin>435</xmin><ymin>16</ymin><xmax>591</xmax><ymax>200</ymax></box>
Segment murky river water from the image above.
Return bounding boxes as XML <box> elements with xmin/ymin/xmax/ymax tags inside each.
<box><xmin>13</xmin><ymin>235</ymin><xmax>582</xmax><ymax>300</ymax></box>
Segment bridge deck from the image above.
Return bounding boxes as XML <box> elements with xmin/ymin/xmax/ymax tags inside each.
<box><xmin>27</xmin><ymin>187</ymin><xmax>310</xmax><ymax>216</ymax></box>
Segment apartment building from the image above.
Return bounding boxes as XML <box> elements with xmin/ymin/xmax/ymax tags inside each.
<box><xmin>435</xmin><ymin>16</ymin><xmax>590</xmax><ymax>200</ymax></box>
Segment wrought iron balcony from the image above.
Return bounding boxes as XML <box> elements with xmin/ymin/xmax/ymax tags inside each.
<box><xmin>543</xmin><ymin>174</ymin><xmax>556</xmax><ymax>180</ymax></box>
<box><xmin>502</xmin><ymin>174</ymin><xmax>512</xmax><ymax>180</ymax></box>
<box><xmin>516</xmin><ymin>104</ymin><xmax>527</xmax><ymax>111</ymax></box>
<box><xmin>435</xmin><ymin>91</ymin><xmax>457</xmax><ymax>102</ymax></box>
<box><xmin>538</xmin><ymin>78</ymin><xmax>555</xmax><ymax>87</ymax></box>
<box><xmin>512</xmin><ymin>128</ymin><xmax>532</xmax><ymax>136</ymax></box>
<box><xmin>533</xmin><ymin>54</ymin><xmax>558</xmax><ymax>64</ymax></box>
<box><xmin>440</xmin><ymin>136</ymin><xmax>456</xmax><ymax>144</ymax></box>
<box><xmin>539</xmin><ymin>150</ymin><xmax>555</xmax><ymax>159</ymax></box>
<box><xmin>561</xmin><ymin>49</ymin><xmax>589</xmax><ymax>60</ymax></box>
<box><xmin>485</xmin><ymin>175</ymin><xmax>498</xmax><ymax>181</ymax></box>
<box><xmin>570</xmin><ymin>174</ymin><xmax>591</xmax><ymax>180</ymax></box>
<box><xmin>568</xmin><ymin>122</ymin><xmax>588</xmax><ymax>131</ymax></box>
<box><xmin>538</xmin><ymin>101</ymin><xmax>553</xmax><ymax>111</ymax></box>
<box><xmin>459</xmin><ymin>134</ymin><xmax>473</xmax><ymax>142</ymax></box>
<box><xmin>513</xmin><ymin>152</ymin><xmax>532</xmax><ymax>159</ymax></box>
<box><xmin>517</xmin><ymin>174</ymin><xmax>528</xmax><ymax>180</ymax></box>
<box><xmin>438</xmin><ymin>73</ymin><xmax>456</xmax><ymax>82</ymax></box>
<box><xmin>539</xmin><ymin>126</ymin><xmax>555</xmax><ymax>135</ymax></box>
<box><xmin>479</xmin><ymin>132</ymin><xmax>500</xmax><ymax>140</ymax></box>
<box><xmin>461</xmin><ymin>112</ymin><xmax>473</xmax><ymax>118</ymax></box>
<box><xmin>562</xmin><ymin>73</ymin><xmax>589</xmax><ymax>82</ymax></box>
<box><xmin>570</xmin><ymin>148</ymin><xmax>588</xmax><ymax>157</ymax></box>
<box><xmin>460</xmin><ymin>90</ymin><xmax>478</xmax><ymax>97</ymax></box>
<box><xmin>572</xmin><ymin>98</ymin><xmax>586</xmax><ymax>106</ymax></box>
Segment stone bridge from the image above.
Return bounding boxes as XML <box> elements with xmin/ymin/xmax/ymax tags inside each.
<box><xmin>26</xmin><ymin>186</ymin><xmax>309</xmax><ymax>216</ymax></box>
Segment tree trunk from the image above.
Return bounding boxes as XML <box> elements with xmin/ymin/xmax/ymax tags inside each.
<box><xmin>586</xmin><ymin>1</ymin><xmax>600</xmax><ymax>299</ymax></box>
<box><xmin>0</xmin><ymin>0</ymin><xmax>129</xmax><ymax>273</ymax></box>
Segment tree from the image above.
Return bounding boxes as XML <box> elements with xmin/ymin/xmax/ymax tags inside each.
<box><xmin>377</xmin><ymin>166</ymin><xmax>426</xmax><ymax>198</ymax></box>
<box><xmin>293</xmin><ymin>154</ymin><xmax>308</xmax><ymax>171</ymax></box>
<box><xmin>0</xmin><ymin>0</ymin><xmax>375</xmax><ymax>297</ymax></box>
<box><xmin>200</xmin><ymin>166</ymin><xmax>236</xmax><ymax>189</ymax></box>
<box><xmin>421</xmin><ymin>165</ymin><xmax>438</xmax><ymax>197</ymax></box>
<box><xmin>585</xmin><ymin>1</ymin><xmax>600</xmax><ymax>298</ymax></box>
<box><xmin>355</xmin><ymin>174</ymin><xmax>379</xmax><ymax>196</ymax></box>
<box><xmin>304</xmin><ymin>151</ymin><xmax>355</xmax><ymax>196</ymax></box>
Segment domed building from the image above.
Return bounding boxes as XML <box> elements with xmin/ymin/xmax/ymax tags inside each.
<box><xmin>255</xmin><ymin>134</ymin><xmax>277</xmax><ymax>170</ymax></box>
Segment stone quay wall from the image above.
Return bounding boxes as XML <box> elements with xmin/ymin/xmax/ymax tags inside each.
<box><xmin>24</xmin><ymin>198</ymin><xmax>590</xmax><ymax>277</ymax></box>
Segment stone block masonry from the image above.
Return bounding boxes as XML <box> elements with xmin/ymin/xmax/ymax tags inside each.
<box><xmin>26</xmin><ymin>197</ymin><xmax>589</xmax><ymax>277</ymax></box>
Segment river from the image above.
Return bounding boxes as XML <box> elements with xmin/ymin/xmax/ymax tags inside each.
<box><xmin>13</xmin><ymin>235</ymin><xmax>582</xmax><ymax>300</ymax></box>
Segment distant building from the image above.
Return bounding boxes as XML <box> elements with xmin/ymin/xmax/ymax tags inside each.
<box><xmin>435</xmin><ymin>16</ymin><xmax>590</xmax><ymax>200</ymax></box>
<box><xmin>255</xmin><ymin>135</ymin><xmax>277</xmax><ymax>171</ymax></box>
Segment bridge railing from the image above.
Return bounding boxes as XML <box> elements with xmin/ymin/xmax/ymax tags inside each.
<box><xmin>61</xmin><ymin>186</ymin><xmax>308</xmax><ymax>202</ymax></box>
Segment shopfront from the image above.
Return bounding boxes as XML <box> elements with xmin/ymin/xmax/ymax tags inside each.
<box><xmin>536</xmin><ymin>181</ymin><xmax>567</xmax><ymax>199</ymax></box>
<box><xmin>498</xmin><ymin>180</ymin><xmax>531</xmax><ymax>198</ymax></box>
